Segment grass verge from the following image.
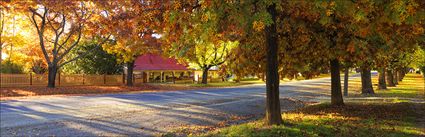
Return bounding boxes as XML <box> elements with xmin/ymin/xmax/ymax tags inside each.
<box><xmin>199</xmin><ymin>102</ymin><xmax>424</xmax><ymax>137</ymax></box>
<box><xmin>350</xmin><ymin>73</ymin><xmax>425</xmax><ymax>98</ymax></box>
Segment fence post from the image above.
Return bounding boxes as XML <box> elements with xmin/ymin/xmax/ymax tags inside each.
<box><xmin>103</xmin><ymin>74</ymin><xmax>106</xmax><ymax>85</ymax></box>
<box><xmin>82</xmin><ymin>74</ymin><xmax>85</xmax><ymax>85</ymax></box>
<box><xmin>30</xmin><ymin>73</ymin><xmax>33</xmax><ymax>85</ymax></box>
<box><xmin>122</xmin><ymin>73</ymin><xmax>126</xmax><ymax>85</ymax></box>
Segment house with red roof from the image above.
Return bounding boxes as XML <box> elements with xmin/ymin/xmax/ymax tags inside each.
<box><xmin>129</xmin><ymin>54</ymin><xmax>195</xmax><ymax>83</ymax></box>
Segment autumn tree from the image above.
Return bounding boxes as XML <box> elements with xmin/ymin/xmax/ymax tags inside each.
<box><xmin>362</xmin><ymin>0</ymin><xmax>423</xmax><ymax>92</ymax></box>
<box><xmin>96</xmin><ymin>0</ymin><xmax>162</xmax><ymax>86</ymax></box>
<box><xmin>161</xmin><ymin>0</ymin><xmax>286</xmax><ymax>124</ymax></box>
<box><xmin>1</xmin><ymin>2</ymin><xmax>45</xmax><ymax>74</ymax></box>
<box><xmin>21</xmin><ymin>1</ymin><xmax>112</xmax><ymax>87</ymax></box>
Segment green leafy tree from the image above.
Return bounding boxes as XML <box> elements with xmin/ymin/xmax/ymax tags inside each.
<box><xmin>62</xmin><ymin>42</ymin><xmax>122</xmax><ymax>75</ymax></box>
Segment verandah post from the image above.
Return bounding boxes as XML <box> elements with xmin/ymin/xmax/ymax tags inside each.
<box><xmin>172</xmin><ymin>71</ymin><xmax>175</xmax><ymax>84</ymax></box>
<box><xmin>147</xmin><ymin>71</ymin><xmax>150</xmax><ymax>83</ymax></box>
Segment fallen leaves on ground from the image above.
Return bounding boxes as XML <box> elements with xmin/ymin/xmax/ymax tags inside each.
<box><xmin>200</xmin><ymin>102</ymin><xmax>425</xmax><ymax>137</ymax></box>
<box><xmin>0</xmin><ymin>84</ymin><xmax>201</xmax><ymax>100</ymax></box>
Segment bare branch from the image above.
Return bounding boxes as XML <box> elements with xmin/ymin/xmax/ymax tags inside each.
<box><xmin>57</xmin><ymin>24</ymin><xmax>83</xmax><ymax>61</ymax></box>
<box><xmin>52</xmin><ymin>13</ymin><xmax>66</xmax><ymax>57</ymax></box>
<box><xmin>30</xmin><ymin>7</ymin><xmax>52</xmax><ymax>65</ymax></box>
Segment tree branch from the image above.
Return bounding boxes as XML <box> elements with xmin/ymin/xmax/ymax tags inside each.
<box><xmin>30</xmin><ymin>7</ymin><xmax>51</xmax><ymax>65</ymax></box>
<box><xmin>57</xmin><ymin>24</ymin><xmax>84</xmax><ymax>61</ymax></box>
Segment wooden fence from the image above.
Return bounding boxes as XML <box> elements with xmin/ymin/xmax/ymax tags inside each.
<box><xmin>0</xmin><ymin>73</ymin><xmax>124</xmax><ymax>87</ymax></box>
<box><xmin>0</xmin><ymin>73</ymin><xmax>223</xmax><ymax>87</ymax></box>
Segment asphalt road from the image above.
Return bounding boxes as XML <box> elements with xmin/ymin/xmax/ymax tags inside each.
<box><xmin>0</xmin><ymin>74</ymin><xmax>362</xmax><ymax>136</ymax></box>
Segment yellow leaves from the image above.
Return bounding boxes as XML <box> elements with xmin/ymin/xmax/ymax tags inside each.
<box><xmin>201</xmin><ymin>14</ymin><xmax>209</xmax><ymax>22</ymax></box>
<box><xmin>225</xmin><ymin>0</ymin><xmax>235</xmax><ymax>4</ymax></box>
<box><xmin>326</xmin><ymin>9</ymin><xmax>333</xmax><ymax>17</ymax></box>
<box><xmin>146</xmin><ymin>12</ymin><xmax>155</xmax><ymax>21</ymax></box>
<box><xmin>163</xmin><ymin>11</ymin><xmax>170</xmax><ymax>23</ymax></box>
<box><xmin>252</xmin><ymin>21</ymin><xmax>265</xmax><ymax>32</ymax></box>
<box><xmin>173</xmin><ymin>2</ymin><xmax>181</xmax><ymax>10</ymax></box>
<box><xmin>412</xmin><ymin>25</ymin><xmax>424</xmax><ymax>35</ymax></box>
<box><xmin>200</xmin><ymin>12</ymin><xmax>217</xmax><ymax>22</ymax></box>
<box><xmin>406</xmin><ymin>4</ymin><xmax>416</xmax><ymax>15</ymax></box>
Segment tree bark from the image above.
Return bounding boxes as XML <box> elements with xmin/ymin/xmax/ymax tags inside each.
<box><xmin>126</xmin><ymin>61</ymin><xmax>134</xmax><ymax>86</ymax></box>
<box><xmin>393</xmin><ymin>70</ymin><xmax>399</xmax><ymax>85</ymax></box>
<box><xmin>387</xmin><ymin>69</ymin><xmax>396</xmax><ymax>87</ymax></box>
<box><xmin>47</xmin><ymin>64</ymin><xmax>58</xmax><ymax>88</ymax></box>
<box><xmin>201</xmin><ymin>68</ymin><xmax>209</xmax><ymax>84</ymax></box>
<box><xmin>264</xmin><ymin>4</ymin><xmax>282</xmax><ymax>125</ymax></box>
<box><xmin>260</xmin><ymin>73</ymin><xmax>265</xmax><ymax>82</ymax></box>
<box><xmin>398</xmin><ymin>70</ymin><xmax>403</xmax><ymax>81</ymax></box>
<box><xmin>378</xmin><ymin>68</ymin><xmax>387</xmax><ymax>90</ymax></box>
<box><xmin>361</xmin><ymin>67</ymin><xmax>374</xmax><ymax>94</ymax></box>
<box><xmin>235</xmin><ymin>72</ymin><xmax>241</xmax><ymax>83</ymax></box>
<box><xmin>343</xmin><ymin>66</ymin><xmax>349</xmax><ymax>96</ymax></box>
<box><xmin>330</xmin><ymin>59</ymin><xmax>344</xmax><ymax>105</ymax></box>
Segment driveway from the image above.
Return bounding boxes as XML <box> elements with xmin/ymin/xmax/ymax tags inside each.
<box><xmin>0</xmin><ymin>74</ymin><xmax>362</xmax><ymax>136</ymax></box>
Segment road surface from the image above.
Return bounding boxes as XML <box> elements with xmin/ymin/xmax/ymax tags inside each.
<box><xmin>0</xmin><ymin>74</ymin><xmax>363</xmax><ymax>136</ymax></box>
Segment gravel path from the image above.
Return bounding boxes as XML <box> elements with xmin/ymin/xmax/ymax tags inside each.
<box><xmin>0</xmin><ymin>74</ymin><xmax>363</xmax><ymax>136</ymax></box>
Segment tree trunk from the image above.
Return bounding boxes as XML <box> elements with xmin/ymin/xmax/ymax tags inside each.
<box><xmin>201</xmin><ymin>68</ymin><xmax>209</xmax><ymax>84</ymax></box>
<box><xmin>398</xmin><ymin>70</ymin><xmax>403</xmax><ymax>81</ymax></box>
<box><xmin>387</xmin><ymin>69</ymin><xmax>395</xmax><ymax>87</ymax></box>
<box><xmin>330</xmin><ymin>59</ymin><xmax>344</xmax><ymax>106</ymax></box>
<box><xmin>343</xmin><ymin>66</ymin><xmax>349</xmax><ymax>96</ymax></box>
<box><xmin>126</xmin><ymin>61</ymin><xmax>134</xmax><ymax>86</ymax></box>
<box><xmin>393</xmin><ymin>70</ymin><xmax>399</xmax><ymax>85</ymax></box>
<box><xmin>361</xmin><ymin>67</ymin><xmax>374</xmax><ymax>94</ymax></box>
<box><xmin>261</xmin><ymin>73</ymin><xmax>265</xmax><ymax>82</ymax></box>
<box><xmin>235</xmin><ymin>73</ymin><xmax>241</xmax><ymax>83</ymax></box>
<box><xmin>378</xmin><ymin>68</ymin><xmax>387</xmax><ymax>90</ymax></box>
<box><xmin>264</xmin><ymin>4</ymin><xmax>282</xmax><ymax>125</ymax></box>
<box><xmin>47</xmin><ymin>64</ymin><xmax>58</xmax><ymax>88</ymax></box>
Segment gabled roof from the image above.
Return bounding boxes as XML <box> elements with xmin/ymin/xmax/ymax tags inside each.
<box><xmin>133</xmin><ymin>54</ymin><xmax>189</xmax><ymax>71</ymax></box>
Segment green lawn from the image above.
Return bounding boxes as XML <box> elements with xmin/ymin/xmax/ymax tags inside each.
<box><xmin>199</xmin><ymin>103</ymin><xmax>424</xmax><ymax>137</ymax></box>
<box><xmin>188</xmin><ymin>73</ymin><xmax>334</xmax><ymax>88</ymax></box>
<box><xmin>349</xmin><ymin>74</ymin><xmax>425</xmax><ymax>98</ymax></box>
<box><xmin>189</xmin><ymin>81</ymin><xmax>254</xmax><ymax>87</ymax></box>
<box><xmin>375</xmin><ymin>74</ymin><xmax>424</xmax><ymax>98</ymax></box>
